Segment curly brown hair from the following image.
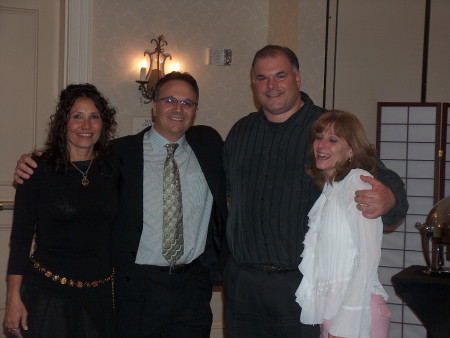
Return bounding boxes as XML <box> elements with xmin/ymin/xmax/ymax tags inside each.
<box><xmin>306</xmin><ymin>110</ymin><xmax>377</xmax><ymax>191</ymax></box>
<box><xmin>43</xmin><ymin>83</ymin><xmax>117</xmax><ymax>171</ymax></box>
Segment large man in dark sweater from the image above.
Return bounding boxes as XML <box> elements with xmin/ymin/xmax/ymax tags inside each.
<box><xmin>223</xmin><ymin>45</ymin><xmax>408</xmax><ymax>337</ymax></box>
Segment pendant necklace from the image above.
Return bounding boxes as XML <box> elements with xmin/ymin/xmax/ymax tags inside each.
<box><xmin>71</xmin><ymin>158</ymin><xmax>94</xmax><ymax>186</ymax></box>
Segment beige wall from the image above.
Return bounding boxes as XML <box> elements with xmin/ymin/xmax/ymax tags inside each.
<box><xmin>262</xmin><ymin>0</ymin><xmax>450</xmax><ymax>145</ymax></box>
<box><xmin>297</xmin><ymin>0</ymin><xmax>328</xmax><ymax>106</ymax></box>
<box><xmin>92</xmin><ymin>0</ymin><xmax>269</xmax><ymax>140</ymax></box>
<box><xmin>268</xmin><ymin>0</ymin><xmax>298</xmax><ymax>52</ymax></box>
<box><xmin>427</xmin><ymin>0</ymin><xmax>450</xmax><ymax>102</ymax></box>
<box><xmin>323</xmin><ymin>0</ymin><xmax>449</xmax><ymax>143</ymax></box>
<box><xmin>328</xmin><ymin>0</ymin><xmax>426</xmax><ymax>142</ymax></box>
<box><xmin>65</xmin><ymin>0</ymin><xmax>450</xmax><ymax>145</ymax></box>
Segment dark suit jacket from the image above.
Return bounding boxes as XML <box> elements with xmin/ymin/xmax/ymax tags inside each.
<box><xmin>111</xmin><ymin>125</ymin><xmax>228</xmax><ymax>302</ymax></box>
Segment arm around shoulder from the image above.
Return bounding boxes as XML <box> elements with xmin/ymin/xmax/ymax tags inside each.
<box><xmin>375</xmin><ymin>158</ymin><xmax>409</xmax><ymax>226</ymax></box>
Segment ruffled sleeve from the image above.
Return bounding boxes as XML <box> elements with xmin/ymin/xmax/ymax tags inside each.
<box><xmin>328</xmin><ymin>169</ymin><xmax>384</xmax><ymax>338</ymax></box>
<box><xmin>296</xmin><ymin>189</ymin><xmax>327</xmax><ymax>323</ymax></box>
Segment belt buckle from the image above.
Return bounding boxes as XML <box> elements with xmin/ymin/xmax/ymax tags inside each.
<box><xmin>169</xmin><ymin>265</ymin><xmax>183</xmax><ymax>274</ymax></box>
<box><xmin>261</xmin><ymin>265</ymin><xmax>289</xmax><ymax>274</ymax></box>
<box><xmin>264</xmin><ymin>265</ymin><xmax>280</xmax><ymax>273</ymax></box>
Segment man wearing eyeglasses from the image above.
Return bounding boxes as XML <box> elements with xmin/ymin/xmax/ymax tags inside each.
<box><xmin>13</xmin><ymin>72</ymin><xmax>228</xmax><ymax>337</ymax></box>
<box><xmin>111</xmin><ymin>71</ymin><xmax>228</xmax><ymax>337</ymax></box>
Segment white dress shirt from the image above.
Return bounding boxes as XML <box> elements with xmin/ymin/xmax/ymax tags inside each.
<box><xmin>135</xmin><ymin>128</ymin><xmax>213</xmax><ymax>266</ymax></box>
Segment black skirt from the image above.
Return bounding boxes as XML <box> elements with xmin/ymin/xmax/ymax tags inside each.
<box><xmin>19</xmin><ymin>268</ymin><xmax>115</xmax><ymax>338</ymax></box>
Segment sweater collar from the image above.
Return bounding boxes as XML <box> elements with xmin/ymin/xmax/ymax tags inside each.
<box><xmin>259</xmin><ymin>91</ymin><xmax>315</xmax><ymax>127</ymax></box>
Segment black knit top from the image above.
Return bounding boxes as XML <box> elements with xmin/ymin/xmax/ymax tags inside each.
<box><xmin>7</xmin><ymin>155</ymin><xmax>120</xmax><ymax>287</ymax></box>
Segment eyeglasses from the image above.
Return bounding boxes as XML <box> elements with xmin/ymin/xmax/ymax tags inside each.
<box><xmin>156</xmin><ymin>96</ymin><xmax>198</xmax><ymax>109</ymax></box>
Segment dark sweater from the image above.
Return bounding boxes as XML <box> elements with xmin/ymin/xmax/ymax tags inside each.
<box><xmin>224</xmin><ymin>92</ymin><xmax>408</xmax><ymax>267</ymax></box>
<box><xmin>7</xmin><ymin>155</ymin><xmax>120</xmax><ymax>285</ymax></box>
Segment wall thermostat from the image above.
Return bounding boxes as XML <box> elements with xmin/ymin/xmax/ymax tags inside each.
<box><xmin>207</xmin><ymin>48</ymin><xmax>232</xmax><ymax>66</ymax></box>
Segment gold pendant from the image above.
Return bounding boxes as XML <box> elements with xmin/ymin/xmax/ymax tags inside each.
<box><xmin>71</xmin><ymin>159</ymin><xmax>93</xmax><ymax>186</ymax></box>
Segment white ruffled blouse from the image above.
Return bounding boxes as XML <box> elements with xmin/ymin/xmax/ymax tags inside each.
<box><xmin>296</xmin><ymin>169</ymin><xmax>387</xmax><ymax>338</ymax></box>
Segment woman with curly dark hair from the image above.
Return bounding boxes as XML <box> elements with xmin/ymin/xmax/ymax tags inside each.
<box><xmin>4</xmin><ymin>84</ymin><xmax>119</xmax><ymax>337</ymax></box>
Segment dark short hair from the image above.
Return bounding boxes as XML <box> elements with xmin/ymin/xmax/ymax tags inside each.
<box><xmin>44</xmin><ymin>83</ymin><xmax>117</xmax><ymax>171</ymax></box>
<box><xmin>307</xmin><ymin>110</ymin><xmax>377</xmax><ymax>190</ymax></box>
<box><xmin>251</xmin><ymin>45</ymin><xmax>300</xmax><ymax>72</ymax></box>
<box><xmin>154</xmin><ymin>71</ymin><xmax>199</xmax><ymax>102</ymax></box>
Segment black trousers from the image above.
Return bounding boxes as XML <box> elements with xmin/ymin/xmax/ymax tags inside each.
<box><xmin>224</xmin><ymin>256</ymin><xmax>320</xmax><ymax>338</ymax></box>
<box><xmin>117</xmin><ymin>262</ymin><xmax>213</xmax><ymax>338</ymax></box>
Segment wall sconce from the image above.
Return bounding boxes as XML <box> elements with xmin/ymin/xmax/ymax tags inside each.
<box><xmin>136</xmin><ymin>35</ymin><xmax>172</xmax><ymax>104</ymax></box>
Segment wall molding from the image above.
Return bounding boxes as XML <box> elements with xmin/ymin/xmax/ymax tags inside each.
<box><xmin>64</xmin><ymin>0</ymin><xmax>92</xmax><ymax>84</ymax></box>
<box><xmin>0</xmin><ymin>225</ymin><xmax>13</xmax><ymax>230</ymax></box>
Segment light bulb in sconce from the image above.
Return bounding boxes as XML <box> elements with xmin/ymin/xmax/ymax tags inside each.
<box><xmin>140</xmin><ymin>59</ymin><xmax>147</xmax><ymax>81</ymax></box>
<box><xmin>165</xmin><ymin>58</ymin><xmax>181</xmax><ymax>73</ymax></box>
<box><xmin>164</xmin><ymin>61</ymin><xmax>181</xmax><ymax>74</ymax></box>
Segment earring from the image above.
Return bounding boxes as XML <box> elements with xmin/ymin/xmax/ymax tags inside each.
<box><xmin>348</xmin><ymin>156</ymin><xmax>352</xmax><ymax>163</ymax></box>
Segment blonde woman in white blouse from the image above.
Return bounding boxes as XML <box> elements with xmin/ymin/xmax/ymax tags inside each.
<box><xmin>296</xmin><ymin>110</ymin><xmax>392</xmax><ymax>338</ymax></box>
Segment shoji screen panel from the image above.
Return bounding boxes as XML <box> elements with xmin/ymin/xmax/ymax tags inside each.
<box><xmin>377</xmin><ymin>102</ymin><xmax>441</xmax><ymax>337</ymax></box>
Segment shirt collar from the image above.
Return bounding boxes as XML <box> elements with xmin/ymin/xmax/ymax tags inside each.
<box><xmin>260</xmin><ymin>91</ymin><xmax>314</xmax><ymax>127</ymax></box>
<box><xmin>291</xmin><ymin>91</ymin><xmax>314</xmax><ymax>125</ymax></box>
<box><xmin>145</xmin><ymin>127</ymin><xmax>188</xmax><ymax>153</ymax></box>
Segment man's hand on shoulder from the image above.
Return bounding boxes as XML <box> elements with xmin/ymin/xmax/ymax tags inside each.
<box><xmin>355</xmin><ymin>175</ymin><xmax>395</xmax><ymax>219</ymax></box>
<box><xmin>14</xmin><ymin>152</ymin><xmax>41</xmax><ymax>184</ymax></box>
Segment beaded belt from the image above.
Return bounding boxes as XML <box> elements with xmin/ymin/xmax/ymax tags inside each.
<box><xmin>30</xmin><ymin>255</ymin><xmax>114</xmax><ymax>288</ymax></box>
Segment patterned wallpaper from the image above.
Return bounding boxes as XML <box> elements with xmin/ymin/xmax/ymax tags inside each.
<box><xmin>92</xmin><ymin>0</ymin><xmax>269</xmax><ymax>139</ymax></box>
